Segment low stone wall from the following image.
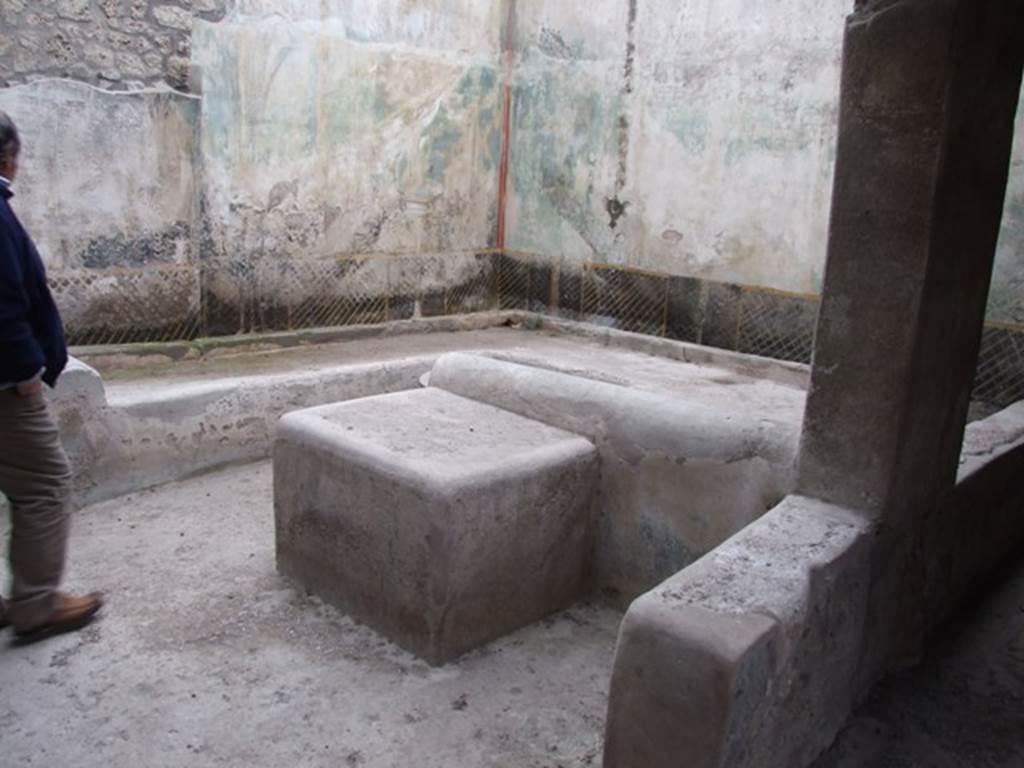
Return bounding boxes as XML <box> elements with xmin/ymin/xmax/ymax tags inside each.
<box><xmin>495</xmin><ymin>253</ymin><xmax>1024</xmax><ymax>412</ymax></box>
<box><xmin>604</xmin><ymin>495</ymin><xmax>874</xmax><ymax>768</ymax></box>
<box><xmin>51</xmin><ymin>355</ymin><xmax>439</xmax><ymax>505</ymax></box>
<box><xmin>51</xmin><ymin>320</ymin><xmax>806</xmax><ymax>591</ymax></box>
<box><xmin>429</xmin><ymin>352</ymin><xmax>800</xmax><ymax>603</ymax></box>
<box><xmin>602</xmin><ymin>399</ymin><xmax>1024</xmax><ymax>768</ymax></box>
<box><xmin>926</xmin><ymin>401</ymin><xmax>1024</xmax><ymax>628</ymax></box>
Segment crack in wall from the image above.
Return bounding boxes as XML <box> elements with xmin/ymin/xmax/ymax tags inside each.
<box><xmin>607</xmin><ymin>0</ymin><xmax>639</xmax><ymax>230</ymax></box>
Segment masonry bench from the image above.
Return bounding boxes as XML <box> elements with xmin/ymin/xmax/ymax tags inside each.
<box><xmin>274</xmin><ymin>387</ymin><xmax>599</xmax><ymax>664</ymax></box>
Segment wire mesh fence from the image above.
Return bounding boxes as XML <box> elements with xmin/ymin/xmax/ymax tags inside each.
<box><xmin>736</xmin><ymin>288</ymin><xmax>818</xmax><ymax>364</ymax></box>
<box><xmin>50</xmin><ymin>264</ymin><xmax>203</xmax><ymax>346</ymax></box>
<box><xmin>973</xmin><ymin>323</ymin><xmax>1024</xmax><ymax>410</ymax></box>
<box><xmin>51</xmin><ymin>250</ymin><xmax>1023</xmax><ymax>411</ymax></box>
<box><xmin>53</xmin><ymin>253</ymin><xmax>497</xmax><ymax>345</ymax></box>
<box><xmin>500</xmin><ymin>258</ymin><xmax>819</xmax><ymax>365</ymax></box>
<box><xmin>496</xmin><ymin>252</ymin><xmax>551</xmax><ymax>313</ymax></box>
<box><xmin>581</xmin><ymin>264</ymin><xmax>668</xmax><ymax>337</ymax></box>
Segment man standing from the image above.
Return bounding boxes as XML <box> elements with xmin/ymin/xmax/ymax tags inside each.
<box><xmin>0</xmin><ymin>111</ymin><xmax>102</xmax><ymax>644</ymax></box>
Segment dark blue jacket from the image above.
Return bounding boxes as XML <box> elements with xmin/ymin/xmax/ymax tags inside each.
<box><xmin>0</xmin><ymin>182</ymin><xmax>67</xmax><ymax>388</ymax></box>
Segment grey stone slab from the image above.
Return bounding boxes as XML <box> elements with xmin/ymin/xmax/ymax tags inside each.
<box><xmin>429</xmin><ymin>352</ymin><xmax>801</xmax><ymax>603</ymax></box>
<box><xmin>603</xmin><ymin>494</ymin><xmax>874</xmax><ymax>768</ymax></box>
<box><xmin>796</xmin><ymin>0</ymin><xmax>1024</xmax><ymax>692</ymax></box>
<box><xmin>274</xmin><ymin>388</ymin><xmax>598</xmax><ymax>664</ymax></box>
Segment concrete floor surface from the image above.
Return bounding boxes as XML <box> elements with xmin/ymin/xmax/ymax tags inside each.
<box><xmin>98</xmin><ymin>326</ymin><xmax>807</xmax><ymax>420</ymax></box>
<box><xmin>3</xmin><ymin>328</ymin><xmax>1019</xmax><ymax>767</ymax></box>
<box><xmin>0</xmin><ymin>461</ymin><xmax>619</xmax><ymax>768</ymax></box>
<box><xmin>814</xmin><ymin>547</ymin><xmax>1024</xmax><ymax>768</ymax></box>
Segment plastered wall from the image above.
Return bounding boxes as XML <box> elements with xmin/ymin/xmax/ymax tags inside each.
<box><xmin>0</xmin><ymin>1</ymin><xmax>1021</xmax><ymax>338</ymax></box>
<box><xmin>193</xmin><ymin>1</ymin><xmax>503</xmax><ymax>275</ymax></box>
<box><xmin>507</xmin><ymin>0</ymin><xmax>848</xmax><ymax>295</ymax></box>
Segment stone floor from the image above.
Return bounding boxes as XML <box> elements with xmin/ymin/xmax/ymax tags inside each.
<box><xmin>0</xmin><ymin>460</ymin><xmax>620</xmax><ymax>768</ymax></box>
<box><xmin>98</xmin><ymin>325</ymin><xmax>807</xmax><ymax>417</ymax></box>
<box><xmin>814</xmin><ymin>545</ymin><xmax>1024</xmax><ymax>768</ymax></box>
<box><xmin>3</xmin><ymin>462</ymin><xmax>1024</xmax><ymax>767</ymax></box>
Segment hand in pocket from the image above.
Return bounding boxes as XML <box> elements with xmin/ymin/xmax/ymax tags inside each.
<box><xmin>15</xmin><ymin>378</ymin><xmax>43</xmax><ymax>397</ymax></box>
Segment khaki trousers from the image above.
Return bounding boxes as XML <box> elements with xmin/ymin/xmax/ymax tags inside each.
<box><xmin>0</xmin><ymin>389</ymin><xmax>71</xmax><ymax>631</ymax></box>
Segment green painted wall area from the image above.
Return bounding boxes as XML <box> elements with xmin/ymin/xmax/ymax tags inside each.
<box><xmin>194</xmin><ymin>12</ymin><xmax>502</xmax><ymax>264</ymax></box>
<box><xmin>510</xmin><ymin>64</ymin><xmax>624</xmax><ymax>261</ymax></box>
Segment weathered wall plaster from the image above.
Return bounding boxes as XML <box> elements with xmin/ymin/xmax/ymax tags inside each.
<box><xmin>191</xmin><ymin>2</ymin><xmax>504</xmax><ymax>326</ymax></box>
<box><xmin>1</xmin><ymin>1</ymin><xmax>1021</xmax><ymax>338</ymax></box>
<box><xmin>505</xmin><ymin>2</ymin><xmax>1024</xmax><ymax>315</ymax></box>
<box><xmin>503</xmin><ymin>0</ymin><xmax>629</xmax><ymax>264</ymax></box>
<box><xmin>193</xmin><ymin>3</ymin><xmax>502</xmax><ymax>259</ymax></box>
<box><xmin>507</xmin><ymin>0</ymin><xmax>850</xmax><ymax>295</ymax></box>
<box><xmin>0</xmin><ymin>79</ymin><xmax>200</xmax><ymax>337</ymax></box>
<box><xmin>0</xmin><ymin>80</ymin><xmax>198</xmax><ymax>270</ymax></box>
<box><xmin>0</xmin><ymin>2</ymin><xmax>506</xmax><ymax>340</ymax></box>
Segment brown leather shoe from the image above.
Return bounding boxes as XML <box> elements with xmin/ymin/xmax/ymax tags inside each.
<box><xmin>13</xmin><ymin>592</ymin><xmax>104</xmax><ymax>646</ymax></box>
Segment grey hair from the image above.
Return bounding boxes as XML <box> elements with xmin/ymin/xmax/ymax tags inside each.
<box><xmin>0</xmin><ymin>111</ymin><xmax>20</xmax><ymax>167</ymax></box>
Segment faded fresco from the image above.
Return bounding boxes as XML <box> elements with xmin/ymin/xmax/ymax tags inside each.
<box><xmin>192</xmin><ymin>2</ymin><xmax>503</xmax><ymax>330</ymax></box>
<box><xmin>507</xmin><ymin>0</ymin><xmax>849</xmax><ymax>296</ymax></box>
<box><xmin>194</xmin><ymin>10</ymin><xmax>501</xmax><ymax>261</ymax></box>
<box><xmin>0</xmin><ymin>0</ymin><xmax>1020</xmax><ymax>339</ymax></box>
<box><xmin>504</xmin><ymin>0</ymin><xmax>631</xmax><ymax>266</ymax></box>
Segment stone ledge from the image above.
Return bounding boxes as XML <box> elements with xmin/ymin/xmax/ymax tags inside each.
<box><xmin>429</xmin><ymin>351</ymin><xmax>801</xmax><ymax>602</ymax></box>
<box><xmin>928</xmin><ymin>400</ymin><xmax>1024</xmax><ymax>628</ymax></box>
<box><xmin>604</xmin><ymin>494</ymin><xmax>874</xmax><ymax>768</ymax></box>
<box><xmin>274</xmin><ymin>388</ymin><xmax>599</xmax><ymax>664</ymax></box>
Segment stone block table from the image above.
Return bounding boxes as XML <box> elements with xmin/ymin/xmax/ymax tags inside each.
<box><xmin>274</xmin><ymin>387</ymin><xmax>599</xmax><ymax>664</ymax></box>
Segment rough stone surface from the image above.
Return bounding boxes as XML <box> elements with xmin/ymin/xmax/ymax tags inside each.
<box><xmin>0</xmin><ymin>460</ymin><xmax>620</xmax><ymax>767</ymax></box>
<box><xmin>603</xmin><ymin>494</ymin><xmax>874</xmax><ymax>768</ymax></box>
<box><xmin>59</xmin><ymin>324</ymin><xmax>807</xmax><ymax>510</ymax></box>
<box><xmin>429</xmin><ymin>351</ymin><xmax>802</xmax><ymax>602</ymax></box>
<box><xmin>0</xmin><ymin>0</ymin><xmax>228</xmax><ymax>92</ymax></box>
<box><xmin>799</xmin><ymin>0</ymin><xmax>1024</xmax><ymax>517</ymax></box>
<box><xmin>274</xmin><ymin>388</ymin><xmax>598</xmax><ymax>665</ymax></box>
<box><xmin>797</xmin><ymin>0</ymin><xmax>1024</xmax><ymax>677</ymax></box>
<box><xmin>812</xmin><ymin>545</ymin><xmax>1024</xmax><ymax>768</ymax></box>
